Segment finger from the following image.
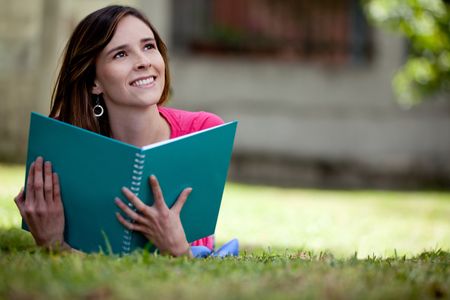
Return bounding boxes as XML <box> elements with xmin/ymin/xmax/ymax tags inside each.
<box><xmin>14</xmin><ymin>187</ymin><xmax>25</xmax><ymax>204</ymax></box>
<box><xmin>14</xmin><ymin>187</ymin><xmax>25</xmax><ymax>213</ymax></box>
<box><xmin>172</xmin><ymin>187</ymin><xmax>192</xmax><ymax>215</ymax></box>
<box><xmin>116</xmin><ymin>212</ymin><xmax>147</xmax><ymax>233</ymax></box>
<box><xmin>121</xmin><ymin>187</ymin><xmax>149</xmax><ymax>214</ymax></box>
<box><xmin>53</xmin><ymin>173</ymin><xmax>62</xmax><ymax>204</ymax></box>
<box><xmin>33</xmin><ymin>157</ymin><xmax>45</xmax><ymax>202</ymax></box>
<box><xmin>114</xmin><ymin>197</ymin><xmax>147</xmax><ymax>224</ymax></box>
<box><xmin>149</xmin><ymin>175</ymin><xmax>167</xmax><ymax>210</ymax></box>
<box><xmin>26</xmin><ymin>162</ymin><xmax>35</xmax><ymax>204</ymax></box>
<box><xmin>44</xmin><ymin>161</ymin><xmax>53</xmax><ymax>203</ymax></box>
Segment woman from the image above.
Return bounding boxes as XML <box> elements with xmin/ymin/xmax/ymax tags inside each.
<box><xmin>14</xmin><ymin>5</ymin><xmax>224</xmax><ymax>257</ymax></box>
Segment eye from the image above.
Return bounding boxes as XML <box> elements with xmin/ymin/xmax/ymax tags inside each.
<box><xmin>144</xmin><ymin>43</ymin><xmax>156</xmax><ymax>51</ymax></box>
<box><xmin>113</xmin><ymin>51</ymin><xmax>127</xmax><ymax>59</ymax></box>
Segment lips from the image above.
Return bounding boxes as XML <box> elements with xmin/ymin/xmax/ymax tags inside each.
<box><xmin>130</xmin><ymin>76</ymin><xmax>156</xmax><ymax>87</ymax></box>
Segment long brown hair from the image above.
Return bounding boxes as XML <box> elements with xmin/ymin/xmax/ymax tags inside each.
<box><xmin>49</xmin><ymin>5</ymin><xmax>171</xmax><ymax>136</ymax></box>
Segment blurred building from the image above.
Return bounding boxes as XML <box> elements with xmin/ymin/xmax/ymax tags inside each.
<box><xmin>1</xmin><ymin>0</ymin><xmax>449</xmax><ymax>188</ymax></box>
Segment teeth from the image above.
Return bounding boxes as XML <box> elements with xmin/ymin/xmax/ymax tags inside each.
<box><xmin>132</xmin><ymin>77</ymin><xmax>155</xmax><ymax>87</ymax></box>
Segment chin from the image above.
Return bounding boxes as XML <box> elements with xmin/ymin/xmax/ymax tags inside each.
<box><xmin>136</xmin><ymin>99</ymin><xmax>161</xmax><ymax>108</ymax></box>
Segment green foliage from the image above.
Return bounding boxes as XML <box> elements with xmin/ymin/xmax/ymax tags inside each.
<box><xmin>363</xmin><ymin>0</ymin><xmax>450</xmax><ymax>106</ymax></box>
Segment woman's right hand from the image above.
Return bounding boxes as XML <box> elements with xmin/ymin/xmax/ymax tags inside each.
<box><xmin>14</xmin><ymin>156</ymin><xmax>68</xmax><ymax>250</ymax></box>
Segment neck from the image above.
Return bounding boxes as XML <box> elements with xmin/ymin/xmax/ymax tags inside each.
<box><xmin>107</xmin><ymin>105</ymin><xmax>170</xmax><ymax>147</ymax></box>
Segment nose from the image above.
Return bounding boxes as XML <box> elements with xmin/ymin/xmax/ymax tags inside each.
<box><xmin>134</xmin><ymin>53</ymin><xmax>151</xmax><ymax>70</ymax></box>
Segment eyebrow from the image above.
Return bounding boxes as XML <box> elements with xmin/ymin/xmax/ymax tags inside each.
<box><xmin>106</xmin><ymin>38</ymin><xmax>156</xmax><ymax>56</ymax></box>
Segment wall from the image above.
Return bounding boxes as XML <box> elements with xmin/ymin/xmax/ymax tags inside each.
<box><xmin>1</xmin><ymin>1</ymin><xmax>449</xmax><ymax>188</ymax></box>
<box><xmin>166</xmin><ymin>12</ymin><xmax>450</xmax><ymax>188</ymax></box>
<box><xmin>0</xmin><ymin>0</ymin><xmax>135</xmax><ymax>162</ymax></box>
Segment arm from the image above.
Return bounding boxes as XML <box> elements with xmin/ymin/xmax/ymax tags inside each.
<box><xmin>115</xmin><ymin>175</ymin><xmax>193</xmax><ymax>258</ymax></box>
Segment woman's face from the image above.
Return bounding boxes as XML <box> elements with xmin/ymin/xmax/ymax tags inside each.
<box><xmin>92</xmin><ymin>15</ymin><xmax>165</xmax><ymax>111</ymax></box>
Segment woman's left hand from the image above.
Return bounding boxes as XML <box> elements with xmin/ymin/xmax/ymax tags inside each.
<box><xmin>115</xmin><ymin>175</ymin><xmax>193</xmax><ymax>257</ymax></box>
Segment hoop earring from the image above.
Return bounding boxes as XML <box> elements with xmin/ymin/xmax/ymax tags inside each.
<box><xmin>93</xmin><ymin>95</ymin><xmax>104</xmax><ymax>117</ymax></box>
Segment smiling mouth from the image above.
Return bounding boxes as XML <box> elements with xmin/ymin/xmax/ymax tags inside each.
<box><xmin>130</xmin><ymin>76</ymin><xmax>156</xmax><ymax>87</ymax></box>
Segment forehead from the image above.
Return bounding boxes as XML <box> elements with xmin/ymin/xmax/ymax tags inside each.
<box><xmin>106</xmin><ymin>15</ymin><xmax>155</xmax><ymax>47</ymax></box>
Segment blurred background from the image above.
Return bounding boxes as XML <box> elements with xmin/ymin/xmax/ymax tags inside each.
<box><xmin>0</xmin><ymin>0</ymin><xmax>449</xmax><ymax>257</ymax></box>
<box><xmin>1</xmin><ymin>0</ymin><xmax>449</xmax><ymax>189</ymax></box>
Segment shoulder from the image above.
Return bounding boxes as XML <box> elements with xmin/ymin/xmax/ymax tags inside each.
<box><xmin>158</xmin><ymin>106</ymin><xmax>224</xmax><ymax>137</ymax></box>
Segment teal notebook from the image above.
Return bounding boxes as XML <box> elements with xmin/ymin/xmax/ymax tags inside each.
<box><xmin>24</xmin><ymin>112</ymin><xmax>237</xmax><ymax>254</ymax></box>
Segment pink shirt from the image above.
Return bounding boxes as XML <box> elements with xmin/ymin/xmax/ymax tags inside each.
<box><xmin>158</xmin><ymin>106</ymin><xmax>224</xmax><ymax>250</ymax></box>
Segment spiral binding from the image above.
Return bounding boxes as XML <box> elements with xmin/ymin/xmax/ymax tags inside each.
<box><xmin>121</xmin><ymin>152</ymin><xmax>146</xmax><ymax>254</ymax></box>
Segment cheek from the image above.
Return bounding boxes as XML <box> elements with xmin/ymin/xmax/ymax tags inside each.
<box><xmin>97</xmin><ymin>64</ymin><xmax>127</xmax><ymax>91</ymax></box>
<box><xmin>154</xmin><ymin>53</ymin><xmax>166</xmax><ymax>75</ymax></box>
<box><xmin>159</xmin><ymin>61</ymin><xmax>167</xmax><ymax>87</ymax></box>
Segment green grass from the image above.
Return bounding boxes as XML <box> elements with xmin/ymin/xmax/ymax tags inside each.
<box><xmin>1</xmin><ymin>163</ymin><xmax>449</xmax><ymax>299</ymax></box>
<box><xmin>218</xmin><ymin>184</ymin><xmax>450</xmax><ymax>258</ymax></box>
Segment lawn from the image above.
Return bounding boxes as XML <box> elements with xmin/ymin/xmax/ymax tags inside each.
<box><xmin>0</xmin><ymin>163</ymin><xmax>449</xmax><ymax>299</ymax></box>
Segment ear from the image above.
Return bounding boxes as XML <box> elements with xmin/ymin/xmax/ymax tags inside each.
<box><xmin>91</xmin><ymin>79</ymin><xmax>103</xmax><ymax>95</ymax></box>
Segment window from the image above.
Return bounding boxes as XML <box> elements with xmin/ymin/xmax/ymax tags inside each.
<box><xmin>172</xmin><ymin>0</ymin><xmax>373</xmax><ymax>65</ymax></box>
